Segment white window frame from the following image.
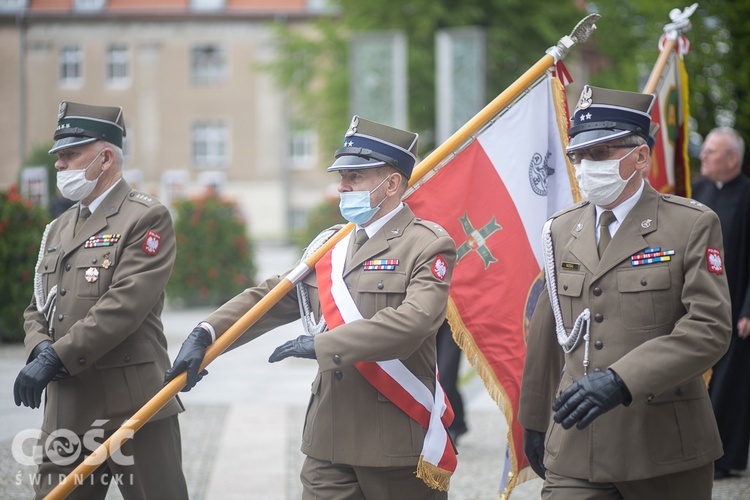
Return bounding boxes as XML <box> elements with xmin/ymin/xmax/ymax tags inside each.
<box><xmin>106</xmin><ymin>43</ymin><xmax>131</xmax><ymax>88</ymax></box>
<box><xmin>59</xmin><ymin>44</ymin><xmax>83</xmax><ymax>88</ymax></box>
<box><xmin>191</xmin><ymin>44</ymin><xmax>226</xmax><ymax>85</ymax></box>
<box><xmin>192</xmin><ymin>121</ymin><xmax>229</xmax><ymax>168</ymax></box>
<box><xmin>289</xmin><ymin>126</ymin><xmax>318</xmax><ymax>171</ymax></box>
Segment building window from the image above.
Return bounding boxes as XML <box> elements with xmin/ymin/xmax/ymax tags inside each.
<box><xmin>192</xmin><ymin>122</ymin><xmax>228</xmax><ymax>168</ymax></box>
<box><xmin>59</xmin><ymin>44</ymin><xmax>83</xmax><ymax>87</ymax></box>
<box><xmin>289</xmin><ymin>126</ymin><xmax>318</xmax><ymax>170</ymax></box>
<box><xmin>190</xmin><ymin>0</ymin><xmax>225</xmax><ymax>11</ymax></box>
<box><xmin>191</xmin><ymin>44</ymin><xmax>226</xmax><ymax>85</ymax></box>
<box><xmin>106</xmin><ymin>44</ymin><xmax>130</xmax><ymax>87</ymax></box>
<box><xmin>74</xmin><ymin>0</ymin><xmax>106</xmax><ymax>11</ymax></box>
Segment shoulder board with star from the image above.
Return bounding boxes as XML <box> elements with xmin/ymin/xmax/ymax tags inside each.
<box><xmin>413</xmin><ymin>218</ymin><xmax>448</xmax><ymax>237</ymax></box>
<box><xmin>550</xmin><ymin>199</ymin><xmax>589</xmax><ymax>219</ymax></box>
<box><xmin>660</xmin><ymin>194</ymin><xmax>711</xmax><ymax>212</ymax></box>
<box><xmin>127</xmin><ymin>191</ymin><xmax>158</xmax><ymax>207</ymax></box>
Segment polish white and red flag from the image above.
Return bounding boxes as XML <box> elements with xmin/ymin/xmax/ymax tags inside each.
<box><xmin>407</xmin><ymin>73</ymin><xmax>576</xmax><ymax>496</ymax></box>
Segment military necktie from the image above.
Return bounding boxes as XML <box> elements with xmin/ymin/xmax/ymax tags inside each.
<box><xmin>597</xmin><ymin>210</ymin><xmax>616</xmax><ymax>257</ymax></box>
<box><xmin>353</xmin><ymin>229</ymin><xmax>368</xmax><ymax>254</ymax></box>
<box><xmin>75</xmin><ymin>207</ymin><xmax>91</xmax><ymax>236</ymax></box>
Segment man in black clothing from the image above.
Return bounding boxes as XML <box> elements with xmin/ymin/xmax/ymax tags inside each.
<box><xmin>693</xmin><ymin>127</ymin><xmax>750</xmax><ymax>479</ymax></box>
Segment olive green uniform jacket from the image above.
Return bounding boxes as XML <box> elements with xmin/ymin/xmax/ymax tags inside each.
<box><xmin>23</xmin><ymin>180</ymin><xmax>182</xmax><ymax>436</ymax></box>
<box><xmin>204</xmin><ymin>205</ymin><xmax>456</xmax><ymax>468</ymax></box>
<box><xmin>519</xmin><ymin>183</ymin><xmax>731</xmax><ymax>482</ymax></box>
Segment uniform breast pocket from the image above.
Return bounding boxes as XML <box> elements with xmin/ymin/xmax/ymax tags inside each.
<box><xmin>557</xmin><ymin>272</ymin><xmax>585</xmax><ymax>329</ymax></box>
<box><xmin>75</xmin><ymin>249</ymin><xmax>117</xmax><ymax>298</ymax></box>
<box><xmin>617</xmin><ymin>265</ymin><xmax>673</xmax><ymax>330</ymax></box>
<box><xmin>40</xmin><ymin>253</ymin><xmax>61</xmax><ymax>295</ymax></box>
<box><xmin>355</xmin><ymin>271</ymin><xmax>407</xmax><ymax>317</ymax></box>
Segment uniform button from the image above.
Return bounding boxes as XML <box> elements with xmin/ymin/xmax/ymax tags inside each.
<box><xmin>60</xmin><ymin>288</ymin><xmax>66</xmax><ymax>296</ymax></box>
<box><xmin>594</xmin><ymin>313</ymin><xmax>603</xmax><ymax>323</ymax></box>
<box><xmin>593</xmin><ymin>368</ymin><xmax>601</xmax><ymax>372</ymax></box>
<box><xmin>65</xmin><ymin>263</ymin><xmax>71</xmax><ymax>271</ymax></box>
<box><xmin>377</xmin><ymin>282</ymin><xmax>384</xmax><ymax>290</ymax></box>
<box><xmin>334</xmin><ymin>370</ymin><xmax>343</xmax><ymax>381</ymax></box>
<box><xmin>593</xmin><ymin>287</ymin><xmax>602</xmax><ymax>296</ymax></box>
<box><xmin>647</xmin><ymin>394</ymin><xmax>654</xmax><ymax>402</ymax></box>
<box><xmin>594</xmin><ymin>340</ymin><xmax>603</xmax><ymax>350</ymax></box>
<box><xmin>91</xmin><ymin>258</ymin><xmax>97</xmax><ymax>264</ymax></box>
<box><xmin>641</xmin><ymin>278</ymin><xmax>648</xmax><ymax>286</ymax></box>
<box><xmin>333</xmin><ymin>354</ymin><xmax>341</xmax><ymax>365</ymax></box>
<box><xmin>78</xmin><ymin>357</ymin><xmax>86</xmax><ymax>365</ymax></box>
<box><xmin>123</xmin><ymin>356</ymin><xmax>131</xmax><ymax>363</ymax></box>
<box><xmin>58</xmin><ymin>314</ymin><xmax>64</xmax><ymax>321</ymax></box>
<box><xmin>675</xmin><ymin>387</ymin><xmax>683</xmax><ymax>396</ymax></box>
<box><xmin>563</xmin><ymin>284</ymin><xmax>568</xmax><ymax>290</ymax></box>
<box><xmin>44</xmin><ymin>264</ymin><xmax>48</xmax><ymax>270</ymax></box>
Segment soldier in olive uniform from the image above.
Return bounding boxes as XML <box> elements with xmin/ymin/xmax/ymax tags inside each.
<box><xmin>518</xmin><ymin>86</ymin><xmax>731</xmax><ymax>500</ymax></box>
<box><xmin>14</xmin><ymin>102</ymin><xmax>188</xmax><ymax>499</ymax></box>
<box><xmin>165</xmin><ymin>116</ymin><xmax>457</xmax><ymax>499</ymax></box>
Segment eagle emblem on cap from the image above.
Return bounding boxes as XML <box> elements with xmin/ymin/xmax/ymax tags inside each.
<box><xmin>576</xmin><ymin>85</ymin><xmax>593</xmax><ymax>111</ymax></box>
<box><xmin>58</xmin><ymin>101</ymin><xmax>67</xmax><ymax>120</ymax></box>
<box><xmin>345</xmin><ymin>115</ymin><xmax>359</xmax><ymax>137</ymax></box>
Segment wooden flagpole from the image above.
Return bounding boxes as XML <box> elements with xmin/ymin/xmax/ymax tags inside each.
<box><xmin>46</xmin><ymin>13</ymin><xmax>599</xmax><ymax>499</ymax></box>
<box><xmin>642</xmin><ymin>36</ymin><xmax>677</xmax><ymax>94</ymax></box>
<box><xmin>642</xmin><ymin>3</ymin><xmax>697</xmax><ymax>94</ymax></box>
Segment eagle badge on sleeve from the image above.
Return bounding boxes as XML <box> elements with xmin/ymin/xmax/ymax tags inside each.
<box><xmin>432</xmin><ymin>255</ymin><xmax>447</xmax><ymax>281</ymax></box>
<box><xmin>142</xmin><ymin>230</ymin><xmax>162</xmax><ymax>256</ymax></box>
<box><xmin>706</xmin><ymin>247</ymin><xmax>724</xmax><ymax>275</ymax></box>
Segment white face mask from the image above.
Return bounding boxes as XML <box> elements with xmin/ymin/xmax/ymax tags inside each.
<box><xmin>56</xmin><ymin>149</ymin><xmax>105</xmax><ymax>201</ymax></box>
<box><xmin>575</xmin><ymin>147</ymin><xmax>638</xmax><ymax>206</ymax></box>
<box><xmin>338</xmin><ymin>175</ymin><xmax>391</xmax><ymax>225</ymax></box>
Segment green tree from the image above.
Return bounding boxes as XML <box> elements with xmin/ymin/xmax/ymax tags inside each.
<box><xmin>720</xmin><ymin>1</ymin><xmax>750</xmax><ymax>172</ymax></box>
<box><xmin>269</xmin><ymin>1</ymin><xmax>749</xmax><ymax>174</ymax></box>
<box><xmin>268</xmin><ymin>0</ymin><xmax>582</xmax><ymax>156</ymax></box>
<box><xmin>589</xmin><ymin>1</ymin><xmax>749</xmax><ymax>172</ymax></box>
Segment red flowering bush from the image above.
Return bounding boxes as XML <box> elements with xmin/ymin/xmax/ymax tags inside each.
<box><xmin>167</xmin><ymin>194</ymin><xmax>256</xmax><ymax>307</ymax></box>
<box><xmin>0</xmin><ymin>185</ymin><xmax>50</xmax><ymax>342</ymax></box>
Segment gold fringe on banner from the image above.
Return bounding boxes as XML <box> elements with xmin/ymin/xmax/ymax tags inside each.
<box><xmin>444</xmin><ymin>74</ymin><xmax>574</xmax><ymax>499</ymax></box>
<box><xmin>550</xmin><ymin>75</ymin><xmax>581</xmax><ymax>203</ymax></box>
<box><xmin>445</xmin><ymin>298</ymin><xmax>536</xmax><ymax>498</ymax></box>
<box><xmin>416</xmin><ymin>455</ymin><xmax>453</xmax><ymax>492</ymax></box>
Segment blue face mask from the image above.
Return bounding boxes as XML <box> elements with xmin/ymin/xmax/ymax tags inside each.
<box><xmin>338</xmin><ymin>175</ymin><xmax>390</xmax><ymax>225</ymax></box>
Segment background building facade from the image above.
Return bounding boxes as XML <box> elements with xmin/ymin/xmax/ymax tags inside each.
<box><xmin>1</xmin><ymin>0</ymin><xmax>334</xmax><ymax>240</ymax></box>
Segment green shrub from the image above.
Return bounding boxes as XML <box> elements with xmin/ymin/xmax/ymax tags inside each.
<box><xmin>292</xmin><ymin>197</ymin><xmax>345</xmax><ymax>251</ymax></box>
<box><xmin>0</xmin><ymin>185</ymin><xmax>50</xmax><ymax>343</ymax></box>
<box><xmin>167</xmin><ymin>194</ymin><xmax>256</xmax><ymax>307</ymax></box>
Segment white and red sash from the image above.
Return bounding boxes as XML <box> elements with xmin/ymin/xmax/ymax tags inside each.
<box><xmin>315</xmin><ymin>234</ymin><xmax>457</xmax><ymax>491</ymax></box>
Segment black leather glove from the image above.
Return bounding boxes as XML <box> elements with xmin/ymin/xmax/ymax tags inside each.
<box><xmin>523</xmin><ymin>428</ymin><xmax>547</xmax><ymax>479</ymax></box>
<box><xmin>14</xmin><ymin>345</ymin><xmax>64</xmax><ymax>408</ymax></box>
<box><xmin>164</xmin><ymin>326</ymin><xmax>212</xmax><ymax>392</ymax></box>
<box><xmin>553</xmin><ymin>369</ymin><xmax>631</xmax><ymax>430</ymax></box>
<box><xmin>29</xmin><ymin>339</ymin><xmax>52</xmax><ymax>362</ymax></box>
<box><xmin>29</xmin><ymin>340</ymin><xmax>71</xmax><ymax>381</ymax></box>
<box><xmin>268</xmin><ymin>335</ymin><xmax>316</xmax><ymax>363</ymax></box>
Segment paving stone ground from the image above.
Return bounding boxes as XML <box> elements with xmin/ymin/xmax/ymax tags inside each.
<box><xmin>2</xmin><ymin>242</ymin><xmax>748</xmax><ymax>499</ymax></box>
